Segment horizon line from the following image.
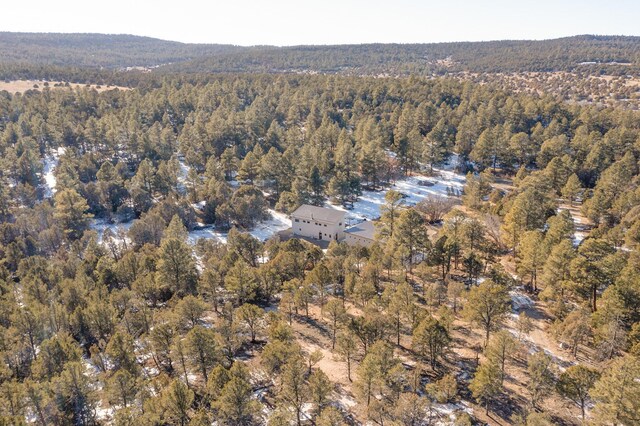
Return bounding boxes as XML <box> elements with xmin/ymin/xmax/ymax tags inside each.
<box><xmin>2</xmin><ymin>31</ymin><xmax>639</xmax><ymax>48</ymax></box>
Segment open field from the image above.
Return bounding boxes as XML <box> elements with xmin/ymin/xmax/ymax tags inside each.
<box><xmin>0</xmin><ymin>79</ymin><xmax>129</xmax><ymax>94</ymax></box>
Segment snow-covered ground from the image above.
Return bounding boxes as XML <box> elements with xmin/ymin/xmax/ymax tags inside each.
<box><xmin>247</xmin><ymin>209</ymin><xmax>290</xmax><ymax>241</ymax></box>
<box><xmin>188</xmin><ymin>224</ymin><xmax>229</xmax><ymax>245</ymax></box>
<box><xmin>177</xmin><ymin>156</ymin><xmax>190</xmax><ymax>194</ymax></box>
<box><xmin>510</xmin><ymin>288</ymin><xmax>535</xmax><ymax>312</ymax></box>
<box><xmin>557</xmin><ymin>206</ymin><xmax>590</xmax><ymax>246</ymax></box>
<box><xmin>187</xmin><ymin>209</ymin><xmax>290</xmax><ymax>245</ymax></box>
<box><xmin>89</xmin><ymin>157</ymin><xmax>464</xmax><ymax>248</ymax></box>
<box><xmin>90</xmin><ymin>219</ymin><xmax>133</xmax><ymax>244</ymax></box>
<box><xmin>326</xmin><ymin>166</ymin><xmax>466</xmax><ymax>227</ymax></box>
<box><xmin>431</xmin><ymin>401</ymin><xmax>474</xmax><ymax>425</ymax></box>
<box><xmin>41</xmin><ymin>147</ymin><xmax>66</xmax><ymax>197</ymax></box>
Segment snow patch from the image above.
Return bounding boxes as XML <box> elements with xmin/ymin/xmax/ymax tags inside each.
<box><xmin>249</xmin><ymin>209</ymin><xmax>291</xmax><ymax>241</ymax></box>
<box><xmin>90</xmin><ymin>219</ymin><xmax>133</xmax><ymax>244</ymax></box>
<box><xmin>188</xmin><ymin>223</ymin><xmax>228</xmax><ymax>245</ymax></box>
<box><xmin>41</xmin><ymin>147</ymin><xmax>66</xmax><ymax>197</ymax></box>
<box><xmin>187</xmin><ymin>209</ymin><xmax>289</xmax><ymax>245</ymax></box>
<box><xmin>510</xmin><ymin>289</ymin><xmax>534</xmax><ymax>312</ymax></box>
<box><xmin>326</xmin><ymin>168</ymin><xmax>465</xmax><ymax>226</ymax></box>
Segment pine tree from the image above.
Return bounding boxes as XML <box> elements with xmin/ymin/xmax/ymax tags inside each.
<box><xmin>543</xmin><ymin>210</ymin><xmax>574</xmax><ymax>255</ymax></box>
<box><xmin>308</xmin><ymin>369</ymin><xmax>333</xmax><ymax>418</ymax></box>
<box><xmin>105</xmin><ymin>330</ymin><xmax>139</xmax><ymax>375</ymax></box>
<box><xmin>463</xmin><ymin>280</ymin><xmax>511</xmax><ymax>344</ymax></box>
<box><xmin>174</xmin><ymin>295</ymin><xmax>207</xmax><ymax>330</ymax></box>
<box><xmin>156</xmin><ymin>237</ymin><xmax>197</xmax><ymax>296</ymax></box>
<box><xmin>392</xmin><ymin>208</ymin><xmax>431</xmax><ymax>272</ymax></box>
<box><xmin>215</xmin><ymin>363</ymin><xmax>260</xmax><ymax>426</ymax></box>
<box><xmin>185</xmin><ymin>325</ymin><xmax>219</xmax><ymax>383</ymax></box>
<box><xmin>556</xmin><ymin>364</ymin><xmax>599</xmax><ymax>420</ymax></box>
<box><xmin>224</xmin><ymin>260</ymin><xmax>259</xmax><ymax>305</ymax></box>
<box><xmin>354</xmin><ymin>348</ymin><xmax>380</xmax><ymax>406</ymax></box>
<box><xmin>590</xmin><ymin>354</ymin><xmax>640</xmax><ymax>425</ymax></box>
<box><xmin>517</xmin><ymin>230</ymin><xmax>544</xmax><ymax>291</ymax></box>
<box><xmin>323</xmin><ymin>299</ymin><xmax>346</xmax><ymax>349</ymax></box>
<box><xmin>562</xmin><ymin>174</ymin><xmax>582</xmax><ymax>206</ymax></box>
<box><xmin>106</xmin><ymin>369</ymin><xmax>139</xmax><ymax>408</ymax></box>
<box><xmin>53</xmin><ymin>188</ymin><xmax>93</xmax><ymax>240</ymax></box>
<box><xmin>377</xmin><ymin>190</ymin><xmax>405</xmax><ymax>240</ymax></box>
<box><xmin>570</xmin><ymin>238</ymin><xmax>618</xmax><ymax>312</ymax></box>
<box><xmin>540</xmin><ymin>239</ymin><xmax>575</xmax><ymax>299</ymax></box>
<box><xmin>502</xmin><ymin>187</ymin><xmax>553</xmax><ymax>256</ymax></box>
<box><xmin>235</xmin><ymin>303</ymin><xmax>264</xmax><ymax>343</ymax></box>
<box><xmin>469</xmin><ymin>358</ymin><xmax>501</xmax><ymax>414</ymax></box>
<box><xmin>527</xmin><ymin>351</ymin><xmax>555</xmax><ymax>409</ymax></box>
<box><xmin>470</xmin><ymin>125</ymin><xmax>508</xmax><ymax>171</ymax></box>
<box><xmin>336</xmin><ymin>331</ymin><xmax>358</xmax><ymax>382</ymax></box>
<box><xmin>163</xmin><ymin>379</ymin><xmax>194</xmax><ymax>426</ymax></box>
<box><xmin>237</xmin><ymin>151</ymin><xmax>260</xmax><ymax>184</ymax></box>
<box><xmin>280</xmin><ymin>357</ymin><xmax>308</xmax><ymax>426</ymax></box>
<box><xmin>412</xmin><ymin>315</ymin><xmax>450</xmax><ymax>370</ymax></box>
<box><xmin>53</xmin><ymin>362</ymin><xmax>97</xmax><ymax>425</ymax></box>
<box><xmin>485</xmin><ymin>330</ymin><xmax>517</xmax><ymax>384</ymax></box>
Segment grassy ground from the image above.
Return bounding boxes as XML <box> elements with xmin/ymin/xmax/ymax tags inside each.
<box><xmin>0</xmin><ymin>79</ymin><xmax>129</xmax><ymax>94</ymax></box>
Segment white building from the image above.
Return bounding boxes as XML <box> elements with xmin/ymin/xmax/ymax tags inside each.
<box><xmin>291</xmin><ymin>205</ymin><xmax>346</xmax><ymax>242</ymax></box>
<box><xmin>344</xmin><ymin>220</ymin><xmax>376</xmax><ymax>247</ymax></box>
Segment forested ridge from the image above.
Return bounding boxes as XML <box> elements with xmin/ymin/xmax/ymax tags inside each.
<box><xmin>165</xmin><ymin>35</ymin><xmax>640</xmax><ymax>75</ymax></box>
<box><xmin>0</xmin><ymin>39</ymin><xmax>639</xmax><ymax>426</ymax></box>
<box><xmin>0</xmin><ymin>33</ymin><xmax>242</xmax><ymax>68</ymax></box>
<box><xmin>2</xmin><ymin>33</ymin><xmax>640</xmax><ymax>75</ymax></box>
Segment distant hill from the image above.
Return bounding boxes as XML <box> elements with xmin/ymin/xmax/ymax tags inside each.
<box><xmin>1</xmin><ymin>32</ymin><xmax>639</xmax><ymax>76</ymax></box>
<box><xmin>167</xmin><ymin>35</ymin><xmax>640</xmax><ymax>75</ymax></box>
<box><xmin>0</xmin><ymin>32</ymin><xmax>242</xmax><ymax>68</ymax></box>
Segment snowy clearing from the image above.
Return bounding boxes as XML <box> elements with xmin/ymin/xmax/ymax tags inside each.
<box><xmin>510</xmin><ymin>288</ymin><xmax>535</xmax><ymax>312</ymax></box>
<box><xmin>88</xmin><ymin>160</ymin><xmax>464</xmax><ymax>248</ymax></box>
<box><xmin>90</xmin><ymin>219</ymin><xmax>133</xmax><ymax>244</ymax></box>
<box><xmin>557</xmin><ymin>206</ymin><xmax>590</xmax><ymax>246</ymax></box>
<box><xmin>41</xmin><ymin>147</ymin><xmax>66</xmax><ymax>197</ymax></box>
<box><xmin>247</xmin><ymin>209</ymin><xmax>290</xmax><ymax>241</ymax></box>
<box><xmin>187</xmin><ymin>209</ymin><xmax>290</xmax><ymax>245</ymax></box>
<box><xmin>326</xmin><ymin>167</ymin><xmax>466</xmax><ymax>226</ymax></box>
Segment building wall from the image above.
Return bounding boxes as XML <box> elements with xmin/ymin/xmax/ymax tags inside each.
<box><xmin>344</xmin><ymin>233</ymin><xmax>374</xmax><ymax>247</ymax></box>
<box><xmin>291</xmin><ymin>215</ymin><xmax>344</xmax><ymax>241</ymax></box>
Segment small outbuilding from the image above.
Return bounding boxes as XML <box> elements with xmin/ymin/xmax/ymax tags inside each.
<box><xmin>344</xmin><ymin>220</ymin><xmax>376</xmax><ymax>247</ymax></box>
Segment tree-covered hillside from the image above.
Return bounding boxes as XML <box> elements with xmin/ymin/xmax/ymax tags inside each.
<box><xmin>168</xmin><ymin>35</ymin><xmax>640</xmax><ymax>75</ymax></box>
<box><xmin>2</xmin><ymin>33</ymin><xmax>639</xmax><ymax>75</ymax></box>
<box><xmin>0</xmin><ymin>73</ymin><xmax>639</xmax><ymax>425</ymax></box>
<box><xmin>0</xmin><ymin>32</ymin><xmax>242</xmax><ymax>68</ymax></box>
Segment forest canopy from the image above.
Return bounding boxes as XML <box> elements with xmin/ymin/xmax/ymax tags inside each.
<box><xmin>0</xmin><ymin>34</ymin><xmax>639</xmax><ymax>426</ymax></box>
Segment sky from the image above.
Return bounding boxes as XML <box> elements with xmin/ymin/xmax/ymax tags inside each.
<box><xmin>3</xmin><ymin>0</ymin><xmax>639</xmax><ymax>46</ymax></box>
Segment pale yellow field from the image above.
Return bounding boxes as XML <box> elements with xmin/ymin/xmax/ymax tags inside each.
<box><xmin>0</xmin><ymin>80</ymin><xmax>129</xmax><ymax>94</ymax></box>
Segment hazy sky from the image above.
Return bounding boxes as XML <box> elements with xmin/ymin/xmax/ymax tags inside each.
<box><xmin>3</xmin><ymin>0</ymin><xmax>639</xmax><ymax>46</ymax></box>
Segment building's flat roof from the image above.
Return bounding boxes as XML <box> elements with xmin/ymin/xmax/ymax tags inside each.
<box><xmin>291</xmin><ymin>204</ymin><xmax>346</xmax><ymax>223</ymax></box>
<box><xmin>345</xmin><ymin>220</ymin><xmax>375</xmax><ymax>240</ymax></box>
